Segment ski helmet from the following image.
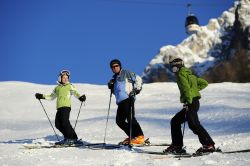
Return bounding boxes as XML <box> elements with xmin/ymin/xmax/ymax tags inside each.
<box><xmin>170</xmin><ymin>58</ymin><xmax>184</xmax><ymax>73</ymax></box>
<box><xmin>110</xmin><ymin>59</ymin><xmax>122</xmax><ymax>69</ymax></box>
<box><xmin>58</xmin><ymin>70</ymin><xmax>70</xmax><ymax>83</ymax></box>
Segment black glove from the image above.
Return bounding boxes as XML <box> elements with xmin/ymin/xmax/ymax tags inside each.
<box><xmin>108</xmin><ymin>79</ymin><xmax>114</xmax><ymax>90</ymax></box>
<box><xmin>183</xmin><ymin>102</ymin><xmax>190</xmax><ymax>111</ymax></box>
<box><xmin>135</xmin><ymin>89</ymin><xmax>141</xmax><ymax>95</ymax></box>
<box><xmin>79</xmin><ymin>95</ymin><xmax>86</xmax><ymax>102</ymax></box>
<box><xmin>35</xmin><ymin>93</ymin><xmax>44</xmax><ymax>100</ymax></box>
<box><xmin>129</xmin><ymin>90</ymin><xmax>136</xmax><ymax>97</ymax></box>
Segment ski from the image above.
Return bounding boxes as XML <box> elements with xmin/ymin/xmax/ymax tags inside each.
<box><xmin>23</xmin><ymin>142</ymin><xmax>105</xmax><ymax>149</ymax></box>
<box><xmin>133</xmin><ymin>150</ymin><xmax>219</xmax><ymax>158</ymax></box>
<box><xmin>23</xmin><ymin>143</ymin><xmax>81</xmax><ymax>149</ymax></box>
<box><xmin>222</xmin><ymin>149</ymin><xmax>250</xmax><ymax>154</ymax></box>
<box><xmin>118</xmin><ymin>138</ymin><xmax>171</xmax><ymax>147</ymax></box>
<box><xmin>88</xmin><ymin>144</ymin><xmax>129</xmax><ymax>150</ymax></box>
<box><xmin>23</xmin><ymin>142</ymin><xmax>131</xmax><ymax>150</ymax></box>
<box><xmin>183</xmin><ymin>148</ymin><xmax>250</xmax><ymax>157</ymax></box>
<box><xmin>133</xmin><ymin>142</ymin><xmax>171</xmax><ymax>147</ymax></box>
<box><xmin>134</xmin><ymin>148</ymin><xmax>220</xmax><ymax>158</ymax></box>
<box><xmin>85</xmin><ymin>141</ymin><xmax>171</xmax><ymax>150</ymax></box>
<box><xmin>134</xmin><ymin>150</ymin><xmax>192</xmax><ymax>157</ymax></box>
<box><xmin>135</xmin><ymin>148</ymin><xmax>250</xmax><ymax>158</ymax></box>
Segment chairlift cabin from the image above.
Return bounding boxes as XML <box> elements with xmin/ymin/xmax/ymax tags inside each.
<box><xmin>185</xmin><ymin>4</ymin><xmax>200</xmax><ymax>35</ymax></box>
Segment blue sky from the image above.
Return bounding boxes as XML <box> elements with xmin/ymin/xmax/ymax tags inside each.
<box><xmin>1</xmin><ymin>0</ymin><xmax>233</xmax><ymax>85</ymax></box>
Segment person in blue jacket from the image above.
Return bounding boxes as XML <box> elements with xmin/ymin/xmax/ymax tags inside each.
<box><xmin>108</xmin><ymin>59</ymin><xmax>144</xmax><ymax>145</ymax></box>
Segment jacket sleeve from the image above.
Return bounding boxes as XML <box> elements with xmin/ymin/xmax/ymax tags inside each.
<box><xmin>70</xmin><ymin>84</ymin><xmax>81</xmax><ymax>98</ymax></box>
<box><xmin>178</xmin><ymin>72</ymin><xmax>192</xmax><ymax>104</ymax></box>
<box><xmin>44</xmin><ymin>88</ymin><xmax>57</xmax><ymax>100</ymax></box>
<box><xmin>197</xmin><ymin>78</ymin><xmax>208</xmax><ymax>91</ymax></box>
<box><xmin>126</xmin><ymin>70</ymin><xmax>136</xmax><ymax>83</ymax></box>
<box><xmin>126</xmin><ymin>70</ymin><xmax>139</xmax><ymax>89</ymax></box>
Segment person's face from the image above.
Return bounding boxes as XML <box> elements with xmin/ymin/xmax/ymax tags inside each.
<box><xmin>171</xmin><ymin>66</ymin><xmax>179</xmax><ymax>73</ymax></box>
<box><xmin>61</xmin><ymin>74</ymin><xmax>69</xmax><ymax>84</ymax></box>
<box><xmin>111</xmin><ymin>64</ymin><xmax>121</xmax><ymax>74</ymax></box>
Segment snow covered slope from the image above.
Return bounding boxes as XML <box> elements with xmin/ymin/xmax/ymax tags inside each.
<box><xmin>142</xmin><ymin>0</ymin><xmax>250</xmax><ymax>83</ymax></box>
<box><xmin>0</xmin><ymin>81</ymin><xmax>250</xmax><ymax>165</ymax></box>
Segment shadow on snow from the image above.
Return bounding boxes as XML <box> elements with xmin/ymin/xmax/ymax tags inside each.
<box><xmin>0</xmin><ymin>135</ymin><xmax>63</xmax><ymax>144</ymax></box>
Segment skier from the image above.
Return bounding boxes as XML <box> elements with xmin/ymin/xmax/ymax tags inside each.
<box><xmin>108</xmin><ymin>59</ymin><xmax>145</xmax><ymax>145</ymax></box>
<box><xmin>35</xmin><ymin>70</ymin><xmax>86</xmax><ymax>145</ymax></box>
<box><xmin>164</xmin><ymin>58</ymin><xmax>215</xmax><ymax>154</ymax></box>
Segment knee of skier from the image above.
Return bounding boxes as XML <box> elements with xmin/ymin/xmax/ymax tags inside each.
<box><xmin>188</xmin><ymin>122</ymin><xmax>200</xmax><ymax>134</ymax></box>
<box><xmin>128</xmin><ymin>117</ymin><xmax>137</xmax><ymax>124</ymax></box>
<box><xmin>170</xmin><ymin>117</ymin><xmax>178</xmax><ymax>126</ymax></box>
<box><xmin>60</xmin><ymin>120</ymin><xmax>71</xmax><ymax>128</ymax></box>
<box><xmin>116</xmin><ymin>118</ymin><xmax>124</xmax><ymax>128</ymax></box>
<box><xmin>55</xmin><ymin>120</ymin><xmax>61</xmax><ymax>129</ymax></box>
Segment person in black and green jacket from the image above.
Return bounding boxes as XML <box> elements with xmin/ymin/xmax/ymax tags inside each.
<box><xmin>164</xmin><ymin>58</ymin><xmax>215</xmax><ymax>154</ymax></box>
<box><xmin>35</xmin><ymin>70</ymin><xmax>86</xmax><ymax>145</ymax></box>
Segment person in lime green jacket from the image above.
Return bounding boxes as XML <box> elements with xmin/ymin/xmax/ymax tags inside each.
<box><xmin>164</xmin><ymin>58</ymin><xmax>215</xmax><ymax>154</ymax></box>
<box><xmin>35</xmin><ymin>70</ymin><xmax>86</xmax><ymax>145</ymax></box>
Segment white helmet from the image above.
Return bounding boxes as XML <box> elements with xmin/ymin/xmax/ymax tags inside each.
<box><xmin>170</xmin><ymin>58</ymin><xmax>184</xmax><ymax>73</ymax></box>
<box><xmin>57</xmin><ymin>70</ymin><xmax>70</xmax><ymax>83</ymax></box>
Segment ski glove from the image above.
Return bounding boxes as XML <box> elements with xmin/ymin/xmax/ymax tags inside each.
<box><xmin>128</xmin><ymin>90</ymin><xmax>136</xmax><ymax>97</ymax></box>
<box><xmin>79</xmin><ymin>95</ymin><xmax>86</xmax><ymax>102</ymax></box>
<box><xmin>129</xmin><ymin>89</ymin><xmax>141</xmax><ymax>97</ymax></box>
<box><xmin>135</xmin><ymin>89</ymin><xmax>141</xmax><ymax>95</ymax></box>
<box><xmin>35</xmin><ymin>93</ymin><xmax>44</xmax><ymax>100</ymax></box>
<box><xmin>108</xmin><ymin>79</ymin><xmax>114</xmax><ymax>90</ymax></box>
<box><xmin>183</xmin><ymin>103</ymin><xmax>190</xmax><ymax>111</ymax></box>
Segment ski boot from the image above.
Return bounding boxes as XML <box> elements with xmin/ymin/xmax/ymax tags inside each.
<box><xmin>130</xmin><ymin>135</ymin><xmax>145</xmax><ymax>145</ymax></box>
<box><xmin>163</xmin><ymin>145</ymin><xmax>186</xmax><ymax>154</ymax></box>
<box><xmin>63</xmin><ymin>139</ymin><xmax>77</xmax><ymax>146</ymax></box>
<box><xmin>119</xmin><ymin>137</ymin><xmax>130</xmax><ymax>145</ymax></box>
<box><xmin>196</xmin><ymin>144</ymin><xmax>217</xmax><ymax>154</ymax></box>
<box><xmin>55</xmin><ymin>139</ymin><xmax>66</xmax><ymax>145</ymax></box>
<box><xmin>55</xmin><ymin>138</ymin><xmax>83</xmax><ymax>146</ymax></box>
<box><xmin>73</xmin><ymin>139</ymin><xmax>84</xmax><ymax>145</ymax></box>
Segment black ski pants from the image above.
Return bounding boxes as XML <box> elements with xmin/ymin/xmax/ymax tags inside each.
<box><xmin>116</xmin><ymin>97</ymin><xmax>144</xmax><ymax>138</ymax></box>
<box><xmin>55</xmin><ymin>107</ymin><xmax>78</xmax><ymax>140</ymax></box>
<box><xmin>171</xmin><ymin>97</ymin><xmax>214</xmax><ymax>147</ymax></box>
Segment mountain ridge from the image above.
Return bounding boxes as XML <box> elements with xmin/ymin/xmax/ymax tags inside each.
<box><xmin>142</xmin><ymin>0</ymin><xmax>250</xmax><ymax>83</ymax></box>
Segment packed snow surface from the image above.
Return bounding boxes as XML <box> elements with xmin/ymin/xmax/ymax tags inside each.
<box><xmin>0</xmin><ymin>81</ymin><xmax>250</xmax><ymax>165</ymax></box>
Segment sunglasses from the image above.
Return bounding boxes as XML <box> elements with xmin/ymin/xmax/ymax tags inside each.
<box><xmin>112</xmin><ymin>65</ymin><xmax>120</xmax><ymax>69</ymax></box>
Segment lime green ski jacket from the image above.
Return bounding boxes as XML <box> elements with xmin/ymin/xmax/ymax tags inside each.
<box><xmin>43</xmin><ymin>82</ymin><xmax>81</xmax><ymax>109</ymax></box>
<box><xmin>176</xmin><ymin>67</ymin><xmax>208</xmax><ymax>104</ymax></box>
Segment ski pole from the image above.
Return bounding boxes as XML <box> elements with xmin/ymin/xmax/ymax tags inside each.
<box><xmin>179</xmin><ymin>108</ymin><xmax>187</xmax><ymax>160</ymax></box>
<box><xmin>182</xmin><ymin>106</ymin><xmax>188</xmax><ymax>139</ymax></box>
<box><xmin>182</xmin><ymin>120</ymin><xmax>186</xmax><ymax>143</ymax></box>
<box><xmin>103</xmin><ymin>90</ymin><xmax>112</xmax><ymax>145</ymax></box>
<box><xmin>129</xmin><ymin>96</ymin><xmax>134</xmax><ymax>148</ymax></box>
<box><xmin>74</xmin><ymin>101</ymin><xmax>84</xmax><ymax>130</ymax></box>
<box><xmin>38</xmin><ymin>99</ymin><xmax>60</xmax><ymax>141</ymax></box>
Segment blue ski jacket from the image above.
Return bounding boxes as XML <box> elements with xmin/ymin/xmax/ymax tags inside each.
<box><xmin>112</xmin><ymin>69</ymin><xmax>137</xmax><ymax>104</ymax></box>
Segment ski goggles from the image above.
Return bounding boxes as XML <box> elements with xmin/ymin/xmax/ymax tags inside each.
<box><xmin>60</xmin><ymin>70</ymin><xmax>70</xmax><ymax>76</ymax></box>
<box><xmin>170</xmin><ymin>61</ymin><xmax>183</xmax><ymax>67</ymax></box>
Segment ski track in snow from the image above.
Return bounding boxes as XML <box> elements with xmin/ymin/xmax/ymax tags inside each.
<box><xmin>0</xmin><ymin>81</ymin><xmax>250</xmax><ymax>166</ymax></box>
